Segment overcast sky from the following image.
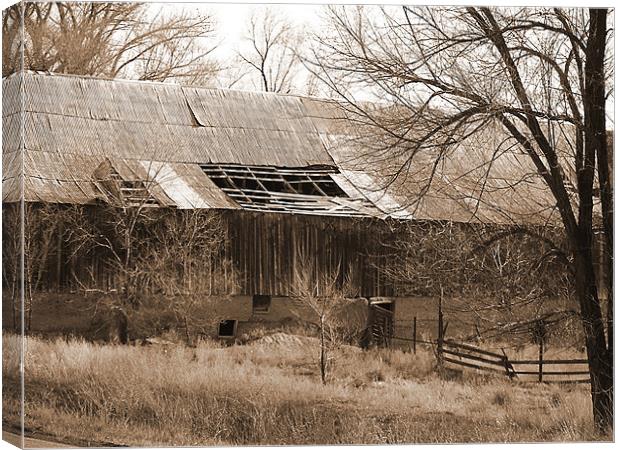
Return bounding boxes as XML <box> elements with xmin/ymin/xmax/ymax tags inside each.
<box><xmin>157</xmin><ymin>2</ymin><xmax>323</xmax><ymax>59</ymax></box>
<box><xmin>141</xmin><ymin>2</ymin><xmax>326</xmax><ymax>91</ymax></box>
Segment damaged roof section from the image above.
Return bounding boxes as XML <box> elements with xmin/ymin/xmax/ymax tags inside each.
<box><xmin>201</xmin><ymin>164</ymin><xmax>384</xmax><ymax>217</ymax></box>
<box><xmin>91</xmin><ymin>158</ymin><xmax>239</xmax><ymax>210</ymax></box>
<box><xmin>93</xmin><ymin>159</ymin><xmax>168</xmax><ymax>208</ymax></box>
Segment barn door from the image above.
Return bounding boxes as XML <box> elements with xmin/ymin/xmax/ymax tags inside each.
<box><xmin>369</xmin><ymin>301</ymin><xmax>394</xmax><ymax>347</ymax></box>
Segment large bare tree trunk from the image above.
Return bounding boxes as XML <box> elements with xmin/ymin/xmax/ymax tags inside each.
<box><xmin>573</xmin><ymin>250</ymin><xmax>613</xmax><ymax>429</ymax></box>
<box><xmin>312</xmin><ymin>4</ymin><xmax>613</xmax><ymax>429</ymax></box>
<box><xmin>578</xmin><ymin>8</ymin><xmax>613</xmax><ymax>431</ymax></box>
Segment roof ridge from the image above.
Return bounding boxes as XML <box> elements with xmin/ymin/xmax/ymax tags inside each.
<box><xmin>9</xmin><ymin>70</ymin><xmax>339</xmax><ymax>104</ymax></box>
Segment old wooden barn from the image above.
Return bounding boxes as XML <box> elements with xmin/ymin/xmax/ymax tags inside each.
<box><xmin>2</xmin><ymin>71</ymin><xmax>605</xmax><ymax>342</ymax></box>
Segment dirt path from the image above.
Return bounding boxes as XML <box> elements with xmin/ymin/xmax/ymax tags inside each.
<box><xmin>3</xmin><ymin>431</ymin><xmax>73</xmax><ymax>448</ymax></box>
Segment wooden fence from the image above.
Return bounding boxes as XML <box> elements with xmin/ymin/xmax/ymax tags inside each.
<box><xmin>440</xmin><ymin>339</ymin><xmax>590</xmax><ymax>384</ymax></box>
<box><xmin>386</xmin><ymin>309</ymin><xmax>590</xmax><ymax>385</ymax></box>
<box><xmin>366</xmin><ymin>292</ymin><xmax>590</xmax><ymax>386</ymax></box>
<box><xmin>441</xmin><ymin>339</ymin><xmax>517</xmax><ymax>378</ymax></box>
<box><xmin>433</xmin><ymin>295</ymin><xmax>588</xmax><ymax>384</ymax></box>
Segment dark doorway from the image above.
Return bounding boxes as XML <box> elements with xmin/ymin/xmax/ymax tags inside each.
<box><xmin>368</xmin><ymin>301</ymin><xmax>394</xmax><ymax>347</ymax></box>
<box><xmin>373</xmin><ymin>301</ymin><xmax>394</xmax><ymax>313</ymax></box>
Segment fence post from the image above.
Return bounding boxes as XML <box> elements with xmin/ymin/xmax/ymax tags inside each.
<box><xmin>383</xmin><ymin>316</ymin><xmax>390</xmax><ymax>348</ymax></box>
<box><xmin>413</xmin><ymin>317</ymin><xmax>417</xmax><ymax>354</ymax></box>
<box><xmin>533</xmin><ymin>319</ymin><xmax>547</xmax><ymax>383</ymax></box>
<box><xmin>411</xmin><ymin>316</ymin><xmax>418</xmax><ymax>355</ymax></box>
<box><xmin>437</xmin><ymin>288</ymin><xmax>444</xmax><ymax>367</ymax></box>
<box><xmin>500</xmin><ymin>348</ymin><xmax>515</xmax><ymax>379</ymax></box>
<box><xmin>538</xmin><ymin>338</ymin><xmax>544</xmax><ymax>383</ymax></box>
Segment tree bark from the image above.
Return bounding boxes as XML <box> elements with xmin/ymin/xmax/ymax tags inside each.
<box><xmin>578</xmin><ymin>8</ymin><xmax>613</xmax><ymax>431</ymax></box>
<box><xmin>573</xmin><ymin>250</ymin><xmax>613</xmax><ymax>430</ymax></box>
<box><xmin>320</xmin><ymin>316</ymin><xmax>327</xmax><ymax>385</ymax></box>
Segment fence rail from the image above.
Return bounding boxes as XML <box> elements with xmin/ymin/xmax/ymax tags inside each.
<box><xmin>510</xmin><ymin>359</ymin><xmax>588</xmax><ymax>365</ymax></box>
<box><xmin>442</xmin><ymin>339</ymin><xmax>517</xmax><ymax>378</ymax></box>
<box><xmin>439</xmin><ymin>339</ymin><xmax>589</xmax><ymax>384</ymax></box>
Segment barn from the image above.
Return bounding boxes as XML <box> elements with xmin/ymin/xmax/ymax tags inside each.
<box><xmin>1</xmin><ymin>71</ymin><xmax>603</xmax><ymax>343</ymax></box>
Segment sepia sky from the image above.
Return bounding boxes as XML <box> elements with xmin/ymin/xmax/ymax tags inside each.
<box><xmin>154</xmin><ymin>2</ymin><xmax>324</xmax><ymax>60</ymax></box>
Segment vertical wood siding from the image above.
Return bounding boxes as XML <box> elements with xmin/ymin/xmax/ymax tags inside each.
<box><xmin>10</xmin><ymin>205</ymin><xmax>397</xmax><ymax>297</ymax></box>
<box><xmin>225</xmin><ymin>210</ymin><xmax>395</xmax><ymax>297</ymax></box>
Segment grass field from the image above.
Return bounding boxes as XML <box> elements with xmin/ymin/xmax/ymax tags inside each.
<box><xmin>2</xmin><ymin>332</ymin><xmax>610</xmax><ymax>446</ymax></box>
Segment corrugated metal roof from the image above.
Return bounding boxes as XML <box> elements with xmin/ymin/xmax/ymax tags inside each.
<box><xmin>319</xmin><ymin>120</ymin><xmax>570</xmax><ymax>226</ymax></box>
<box><xmin>2</xmin><ymin>73</ymin><xmax>22</xmax><ymax>119</ymax></box>
<box><xmin>331</xmin><ymin>170</ymin><xmax>411</xmax><ymax>219</ymax></box>
<box><xmin>19</xmin><ymin>72</ymin><xmax>334</xmax><ymax>166</ymax></box>
<box><xmin>1</xmin><ymin>72</ymin><xmax>579</xmax><ymax>224</ymax></box>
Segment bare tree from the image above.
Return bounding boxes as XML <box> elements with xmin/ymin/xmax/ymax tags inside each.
<box><xmin>2</xmin><ymin>2</ymin><xmax>218</xmax><ymax>83</ymax></box>
<box><xmin>141</xmin><ymin>210</ymin><xmax>236</xmax><ymax>346</ymax></box>
<box><xmin>236</xmin><ymin>8</ymin><xmax>302</xmax><ymax>93</ymax></box>
<box><xmin>64</xmin><ymin>160</ymin><xmax>237</xmax><ymax>345</ymax></box>
<box><xmin>380</xmin><ymin>220</ymin><xmax>575</xmax><ymax>341</ymax></box>
<box><xmin>61</xmin><ymin>161</ymin><xmax>174</xmax><ymax>344</ymax></box>
<box><xmin>310</xmin><ymin>6</ymin><xmax>613</xmax><ymax>428</ymax></box>
<box><xmin>291</xmin><ymin>261</ymin><xmax>359</xmax><ymax>385</ymax></box>
<box><xmin>2</xmin><ymin>203</ymin><xmax>66</xmax><ymax>332</ymax></box>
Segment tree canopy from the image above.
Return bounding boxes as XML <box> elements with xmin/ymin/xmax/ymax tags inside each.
<box><xmin>2</xmin><ymin>2</ymin><xmax>218</xmax><ymax>83</ymax></box>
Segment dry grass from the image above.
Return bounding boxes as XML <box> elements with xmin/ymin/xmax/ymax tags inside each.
<box><xmin>2</xmin><ymin>332</ymin><xmax>609</xmax><ymax>446</ymax></box>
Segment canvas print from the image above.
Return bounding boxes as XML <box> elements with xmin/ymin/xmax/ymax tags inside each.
<box><xmin>1</xmin><ymin>1</ymin><xmax>615</xmax><ymax>447</ymax></box>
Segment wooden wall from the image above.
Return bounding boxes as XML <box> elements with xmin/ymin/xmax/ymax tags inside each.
<box><xmin>4</xmin><ymin>204</ymin><xmax>400</xmax><ymax>297</ymax></box>
<box><xmin>225</xmin><ymin>210</ymin><xmax>396</xmax><ymax>297</ymax></box>
<box><xmin>7</xmin><ymin>204</ymin><xmax>600</xmax><ymax>301</ymax></box>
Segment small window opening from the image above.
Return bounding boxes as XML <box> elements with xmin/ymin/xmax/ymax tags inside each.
<box><xmin>118</xmin><ymin>180</ymin><xmax>159</xmax><ymax>207</ymax></box>
<box><xmin>218</xmin><ymin>320</ymin><xmax>237</xmax><ymax>338</ymax></box>
<box><xmin>95</xmin><ymin>166</ymin><xmax>159</xmax><ymax>207</ymax></box>
<box><xmin>252</xmin><ymin>295</ymin><xmax>271</xmax><ymax>313</ymax></box>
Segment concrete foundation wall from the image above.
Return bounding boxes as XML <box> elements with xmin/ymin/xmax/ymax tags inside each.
<box><xmin>2</xmin><ymin>292</ymin><xmax>477</xmax><ymax>344</ymax></box>
<box><xmin>232</xmin><ymin>296</ymin><xmax>369</xmax><ymax>341</ymax></box>
<box><xmin>221</xmin><ymin>295</ymin><xmax>442</xmax><ymax>347</ymax></box>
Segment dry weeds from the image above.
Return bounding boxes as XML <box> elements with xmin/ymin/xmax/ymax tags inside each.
<box><xmin>2</xmin><ymin>333</ymin><xmax>609</xmax><ymax>446</ymax></box>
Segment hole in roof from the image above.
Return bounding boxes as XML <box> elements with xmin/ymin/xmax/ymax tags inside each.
<box><xmin>94</xmin><ymin>165</ymin><xmax>160</xmax><ymax>208</ymax></box>
<box><xmin>201</xmin><ymin>164</ymin><xmax>374</xmax><ymax>217</ymax></box>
